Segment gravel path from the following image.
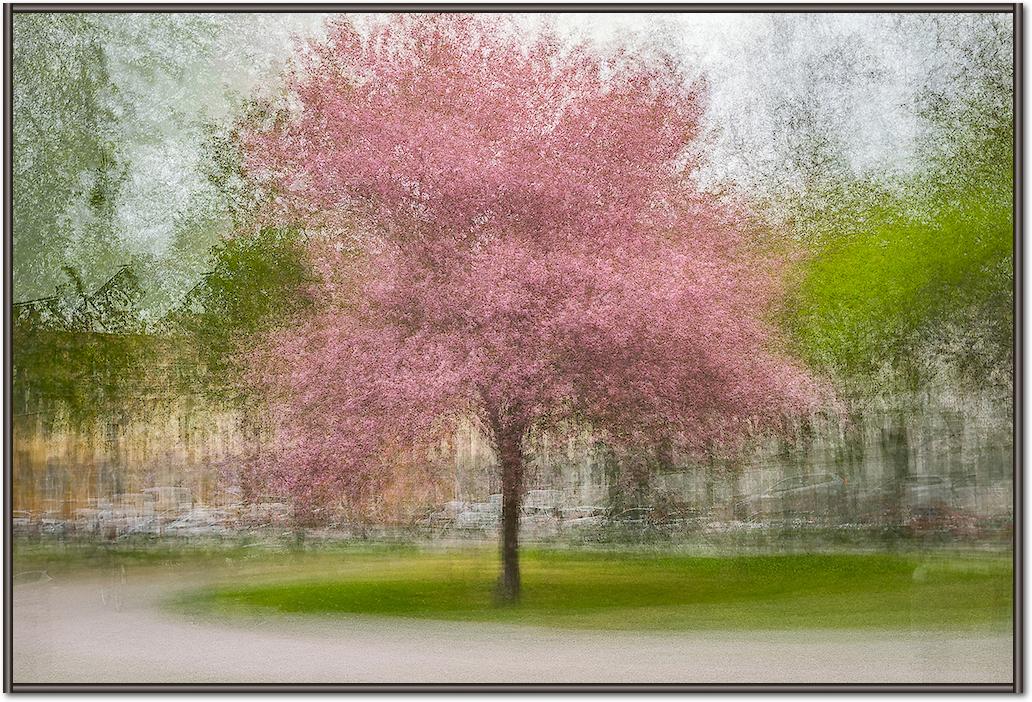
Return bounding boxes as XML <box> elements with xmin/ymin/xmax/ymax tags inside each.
<box><xmin>12</xmin><ymin>573</ymin><xmax>1013</xmax><ymax>684</ymax></box>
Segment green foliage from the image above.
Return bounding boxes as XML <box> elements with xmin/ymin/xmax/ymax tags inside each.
<box><xmin>165</xmin><ymin>227</ymin><xmax>316</xmax><ymax>401</ymax></box>
<box><xmin>786</xmin><ymin>173</ymin><xmax>1012</xmax><ymax>386</ymax></box>
<box><xmin>11</xmin><ymin>224</ymin><xmax>315</xmax><ymax>422</ymax></box>
<box><xmin>12</xmin><ymin>266</ymin><xmax>158</xmax><ymax>426</ymax></box>
<box><xmin>12</xmin><ymin>14</ymin><xmax>134</xmax><ymax>302</ymax></box>
<box><xmin>784</xmin><ymin>21</ymin><xmax>1013</xmax><ymax>390</ymax></box>
<box><xmin>175</xmin><ymin>549</ymin><xmax>1011</xmax><ymax>631</ymax></box>
<box><xmin>13</xmin><ymin>14</ymin><xmax>242</xmax><ymax>312</ymax></box>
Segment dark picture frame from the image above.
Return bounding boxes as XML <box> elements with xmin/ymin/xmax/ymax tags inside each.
<box><xmin>3</xmin><ymin>3</ymin><xmax>1022</xmax><ymax>692</ymax></box>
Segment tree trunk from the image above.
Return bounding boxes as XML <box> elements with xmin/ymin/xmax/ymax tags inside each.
<box><xmin>497</xmin><ymin>427</ymin><xmax>524</xmax><ymax>604</ymax></box>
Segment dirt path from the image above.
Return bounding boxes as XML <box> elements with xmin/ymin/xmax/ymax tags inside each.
<box><xmin>12</xmin><ymin>573</ymin><xmax>1013</xmax><ymax>684</ymax></box>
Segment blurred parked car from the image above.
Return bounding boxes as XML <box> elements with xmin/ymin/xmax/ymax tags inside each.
<box><xmin>241</xmin><ymin>499</ymin><xmax>291</xmax><ymax>527</ymax></box>
<box><xmin>857</xmin><ymin>474</ymin><xmax>952</xmax><ymax>523</ymax></box>
<box><xmin>455</xmin><ymin>502</ymin><xmax>500</xmax><ymax>531</ymax></box>
<box><xmin>607</xmin><ymin>507</ymin><xmax>655</xmax><ymax>528</ymax></box>
<box><xmin>13</xmin><ymin>510</ymin><xmax>51</xmax><ymax>536</ymax></box>
<box><xmin>40</xmin><ymin>514</ymin><xmax>68</xmax><ymax>536</ymax></box>
<box><xmin>976</xmin><ymin>513</ymin><xmax>1014</xmax><ymax>541</ymax></box>
<box><xmin>951</xmin><ymin>474</ymin><xmax>1013</xmax><ymax>516</ymax></box>
<box><xmin>902</xmin><ymin>505</ymin><xmax>979</xmax><ymax>538</ymax></box>
<box><xmin>520</xmin><ymin>511</ymin><xmax>560</xmax><ymax>538</ymax></box>
<box><xmin>165</xmin><ymin>508</ymin><xmax>234</xmax><ymax>536</ymax></box>
<box><xmin>740</xmin><ymin>473</ymin><xmax>847</xmax><ymax>520</ymax></box>
<box><xmin>142</xmin><ymin>486</ymin><xmax>193</xmax><ymax>517</ymax></box>
<box><xmin>419</xmin><ymin>508</ymin><xmax>456</xmax><ymax>531</ymax></box>
<box><xmin>951</xmin><ymin>473</ymin><xmax>980</xmax><ymax>512</ymax></box>
<box><xmin>74</xmin><ymin>508</ymin><xmax>100</xmax><ymax>533</ymax></box>
<box><xmin>121</xmin><ymin>517</ymin><xmax>162</xmax><ymax>537</ymax></box>
<box><xmin>559</xmin><ymin>506</ymin><xmax>606</xmax><ymax>530</ymax></box>
<box><xmin>902</xmin><ymin>475</ymin><xmax>952</xmax><ymax>508</ymax></box>
<box><xmin>524</xmin><ymin>489</ymin><xmax>564</xmax><ymax>515</ymax></box>
<box><xmin>654</xmin><ymin>507</ymin><xmax>708</xmax><ymax>531</ymax></box>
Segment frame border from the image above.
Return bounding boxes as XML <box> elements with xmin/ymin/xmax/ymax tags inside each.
<box><xmin>2</xmin><ymin>2</ymin><xmax>1023</xmax><ymax>693</ymax></box>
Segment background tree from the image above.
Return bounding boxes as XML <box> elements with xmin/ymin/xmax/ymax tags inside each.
<box><xmin>159</xmin><ymin>227</ymin><xmax>317</xmax><ymax>510</ymax></box>
<box><xmin>12</xmin><ymin>13</ymin><xmax>326</xmax><ymax>311</ymax></box>
<box><xmin>783</xmin><ymin>13</ymin><xmax>1013</xmax><ymax>391</ymax></box>
<box><xmin>12</xmin><ymin>14</ymin><xmax>131</xmax><ymax>301</ymax></box>
<box><xmin>163</xmin><ymin>227</ymin><xmax>315</xmax><ymax>401</ymax></box>
<box><xmin>12</xmin><ymin>265</ymin><xmax>155</xmax><ymax>428</ymax></box>
<box><xmin>243</xmin><ymin>15</ymin><xmax>824</xmax><ymax>602</ymax></box>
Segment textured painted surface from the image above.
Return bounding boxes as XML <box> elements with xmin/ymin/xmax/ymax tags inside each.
<box><xmin>10</xmin><ymin>11</ymin><xmax>1015</xmax><ymax>684</ymax></box>
<box><xmin>13</xmin><ymin>573</ymin><xmax>1013</xmax><ymax>683</ymax></box>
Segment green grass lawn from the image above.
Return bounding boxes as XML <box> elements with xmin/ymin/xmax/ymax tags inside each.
<box><xmin>173</xmin><ymin>548</ymin><xmax>1013</xmax><ymax>631</ymax></box>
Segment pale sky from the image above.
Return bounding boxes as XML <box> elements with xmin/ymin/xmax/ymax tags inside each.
<box><xmin>92</xmin><ymin>12</ymin><xmax>1010</xmax><ymax>256</ymax></box>
<box><xmin>12</xmin><ymin>11</ymin><xmax>1013</xmax><ymax>306</ymax></box>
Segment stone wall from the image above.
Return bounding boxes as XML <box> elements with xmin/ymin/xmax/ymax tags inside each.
<box><xmin>13</xmin><ymin>383</ymin><xmax>1013</xmax><ymax>522</ymax></box>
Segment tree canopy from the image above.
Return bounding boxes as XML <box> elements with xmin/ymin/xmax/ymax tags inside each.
<box><xmin>239</xmin><ymin>16</ymin><xmax>826</xmax><ymax>598</ymax></box>
<box><xmin>782</xmin><ymin>14</ymin><xmax>1013</xmax><ymax>391</ymax></box>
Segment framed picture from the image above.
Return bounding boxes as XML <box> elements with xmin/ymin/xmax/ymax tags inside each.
<box><xmin>5</xmin><ymin>3</ymin><xmax>1020</xmax><ymax>691</ymax></box>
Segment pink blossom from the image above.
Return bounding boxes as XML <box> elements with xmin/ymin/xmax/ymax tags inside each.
<box><xmin>242</xmin><ymin>16</ymin><xmax>827</xmax><ymax>574</ymax></box>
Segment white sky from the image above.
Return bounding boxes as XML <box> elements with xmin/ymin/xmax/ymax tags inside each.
<box><xmin>78</xmin><ymin>12</ymin><xmax>1015</xmax><ymax>256</ymax></box>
